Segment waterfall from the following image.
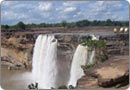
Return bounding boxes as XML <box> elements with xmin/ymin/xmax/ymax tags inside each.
<box><xmin>68</xmin><ymin>45</ymin><xmax>88</xmax><ymax>87</ymax></box>
<box><xmin>87</xmin><ymin>34</ymin><xmax>98</xmax><ymax>65</ymax></box>
<box><xmin>68</xmin><ymin>34</ymin><xmax>98</xmax><ymax>87</ymax></box>
<box><xmin>32</xmin><ymin>35</ymin><xmax>58</xmax><ymax>89</ymax></box>
<box><xmin>87</xmin><ymin>49</ymin><xmax>95</xmax><ymax>65</ymax></box>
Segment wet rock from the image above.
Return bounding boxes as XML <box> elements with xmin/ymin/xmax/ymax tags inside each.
<box><xmin>68</xmin><ymin>85</ymin><xmax>75</xmax><ymax>89</ymax></box>
<box><xmin>57</xmin><ymin>43</ymin><xmax>74</xmax><ymax>61</ymax></box>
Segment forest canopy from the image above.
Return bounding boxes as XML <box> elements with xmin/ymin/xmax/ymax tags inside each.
<box><xmin>1</xmin><ymin>19</ymin><xmax>129</xmax><ymax>30</ymax></box>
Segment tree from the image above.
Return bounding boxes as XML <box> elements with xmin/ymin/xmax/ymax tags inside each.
<box><xmin>61</xmin><ymin>20</ymin><xmax>67</xmax><ymax>28</ymax></box>
<box><xmin>16</xmin><ymin>21</ymin><xmax>26</xmax><ymax>30</ymax></box>
<box><xmin>1</xmin><ymin>25</ymin><xmax>9</xmax><ymax>30</ymax></box>
<box><xmin>76</xmin><ymin>19</ymin><xmax>90</xmax><ymax>27</ymax></box>
<box><xmin>4</xmin><ymin>25</ymin><xmax>9</xmax><ymax>29</ymax></box>
<box><xmin>106</xmin><ymin>19</ymin><xmax>113</xmax><ymax>26</ymax></box>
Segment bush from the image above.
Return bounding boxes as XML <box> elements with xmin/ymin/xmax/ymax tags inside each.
<box><xmin>16</xmin><ymin>21</ymin><xmax>26</xmax><ymax>30</ymax></box>
<box><xmin>58</xmin><ymin>85</ymin><xmax>68</xmax><ymax>89</ymax></box>
<box><xmin>82</xmin><ymin>39</ymin><xmax>106</xmax><ymax>50</ymax></box>
<box><xmin>96</xmin><ymin>55</ymin><xmax>108</xmax><ymax>62</ymax></box>
<box><xmin>81</xmin><ymin>64</ymin><xmax>95</xmax><ymax>69</ymax></box>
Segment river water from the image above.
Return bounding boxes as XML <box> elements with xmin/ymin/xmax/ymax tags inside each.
<box><xmin>1</xmin><ymin>58</ymin><xmax>71</xmax><ymax>89</ymax></box>
<box><xmin>1</xmin><ymin>65</ymin><xmax>34</xmax><ymax>89</ymax></box>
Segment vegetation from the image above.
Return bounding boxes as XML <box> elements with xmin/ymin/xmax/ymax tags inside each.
<box><xmin>82</xmin><ymin>39</ymin><xmax>106</xmax><ymax>50</ymax></box>
<box><xmin>61</xmin><ymin>20</ymin><xmax>67</xmax><ymax>28</ymax></box>
<box><xmin>58</xmin><ymin>85</ymin><xmax>68</xmax><ymax>89</ymax></box>
<box><xmin>16</xmin><ymin>21</ymin><xmax>26</xmax><ymax>30</ymax></box>
<box><xmin>82</xmin><ymin>39</ymin><xmax>108</xmax><ymax>69</ymax></box>
<box><xmin>96</xmin><ymin>55</ymin><xmax>108</xmax><ymax>62</ymax></box>
<box><xmin>81</xmin><ymin>64</ymin><xmax>95</xmax><ymax>69</ymax></box>
<box><xmin>2</xmin><ymin>25</ymin><xmax>10</xmax><ymax>30</ymax></box>
<box><xmin>1</xmin><ymin>19</ymin><xmax>129</xmax><ymax>30</ymax></box>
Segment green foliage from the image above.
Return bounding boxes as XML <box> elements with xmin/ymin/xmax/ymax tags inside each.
<box><xmin>81</xmin><ymin>64</ymin><xmax>95</xmax><ymax>70</ymax></box>
<box><xmin>4</xmin><ymin>25</ymin><xmax>9</xmax><ymax>29</ymax></box>
<box><xmin>96</xmin><ymin>40</ymin><xmax>106</xmax><ymax>50</ymax></box>
<box><xmin>61</xmin><ymin>20</ymin><xmax>67</xmax><ymax>28</ymax></box>
<box><xmin>81</xmin><ymin>55</ymin><xmax>108</xmax><ymax>70</ymax></box>
<box><xmin>82</xmin><ymin>39</ymin><xmax>108</xmax><ymax>66</ymax></box>
<box><xmin>82</xmin><ymin>39</ymin><xmax>106</xmax><ymax>50</ymax></box>
<box><xmin>96</xmin><ymin>55</ymin><xmax>108</xmax><ymax>62</ymax></box>
<box><xmin>76</xmin><ymin>19</ymin><xmax>90</xmax><ymax>27</ymax></box>
<box><xmin>85</xmin><ymin>64</ymin><xmax>95</xmax><ymax>69</ymax></box>
<box><xmin>16</xmin><ymin>21</ymin><xmax>26</xmax><ymax>30</ymax></box>
<box><xmin>58</xmin><ymin>85</ymin><xmax>68</xmax><ymax>89</ymax></box>
<box><xmin>1</xmin><ymin>25</ymin><xmax>10</xmax><ymax>30</ymax></box>
<box><xmin>1</xmin><ymin>19</ymin><xmax>129</xmax><ymax>30</ymax></box>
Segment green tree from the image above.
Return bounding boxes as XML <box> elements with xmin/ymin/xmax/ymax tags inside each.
<box><xmin>4</xmin><ymin>25</ymin><xmax>9</xmax><ymax>29</ymax></box>
<box><xmin>61</xmin><ymin>20</ymin><xmax>67</xmax><ymax>28</ymax></box>
<box><xmin>76</xmin><ymin>19</ymin><xmax>90</xmax><ymax>27</ymax></box>
<box><xmin>58</xmin><ymin>85</ymin><xmax>67</xmax><ymax>89</ymax></box>
<box><xmin>106</xmin><ymin>19</ymin><xmax>113</xmax><ymax>26</ymax></box>
<box><xmin>16</xmin><ymin>21</ymin><xmax>26</xmax><ymax>30</ymax></box>
<box><xmin>1</xmin><ymin>25</ymin><xmax>9</xmax><ymax>30</ymax></box>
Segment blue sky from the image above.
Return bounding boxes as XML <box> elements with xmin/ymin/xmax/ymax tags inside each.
<box><xmin>1</xmin><ymin>1</ymin><xmax>129</xmax><ymax>25</ymax></box>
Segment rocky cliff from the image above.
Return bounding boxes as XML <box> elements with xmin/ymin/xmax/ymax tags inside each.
<box><xmin>77</xmin><ymin>55</ymin><xmax>129</xmax><ymax>89</ymax></box>
<box><xmin>1</xmin><ymin>33</ymin><xmax>91</xmax><ymax>69</ymax></box>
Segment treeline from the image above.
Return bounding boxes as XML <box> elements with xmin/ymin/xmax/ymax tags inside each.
<box><xmin>1</xmin><ymin>19</ymin><xmax>129</xmax><ymax>30</ymax></box>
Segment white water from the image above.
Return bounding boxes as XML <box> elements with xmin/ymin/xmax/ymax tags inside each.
<box><xmin>87</xmin><ymin>34</ymin><xmax>98</xmax><ymax>65</ymax></box>
<box><xmin>32</xmin><ymin>34</ymin><xmax>98</xmax><ymax>88</ymax></box>
<box><xmin>68</xmin><ymin>45</ymin><xmax>88</xmax><ymax>87</ymax></box>
<box><xmin>87</xmin><ymin>49</ymin><xmax>95</xmax><ymax>65</ymax></box>
<box><xmin>68</xmin><ymin>34</ymin><xmax>98</xmax><ymax>87</ymax></box>
<box><xmin>32</xmin><ymin>35</ymin><xmax>58</xmax><ymax>89</ymax></box>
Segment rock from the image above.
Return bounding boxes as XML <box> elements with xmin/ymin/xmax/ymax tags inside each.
<box><xmin>77</xmin><ymin>55</ymin><xmax>129</xmax><ymax>89</ymax></box>
<box><xmin>8</xmin><ymin>63</ymin><xmax>25</xmax><ymax>70</ymax></box>
<box><xmin>95</xmin><ymin>56</ymin><xmax>129</xmax><ymax>87</ymax></box>
<box><xmin>77</xmin><ymin>76</ymin><xmax>98</xmax><ymax>88</ymax></box>
<box><xmin>1</xmin><ymin>56</ymin><xmax>26</xmax><ymax>70</ymax></box>
<box><xmin>1</xmin><ymin>56</ymin><xmax>15</xmax><ymax>64</ymax></box>
<box><xmin>68</xmin><ymin>85</ymin><xmax>75</xmax><ymax>89</ymax></box>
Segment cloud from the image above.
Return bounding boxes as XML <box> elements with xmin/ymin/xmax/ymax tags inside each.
<box><xmin>64</xmin><ymin>7</ymin><xmax>77</xmax><ymax>12</ymax></box>
<box><xmin>38</xmin><ymin>2</ymin><xmax>53</xmax><ymax>11</ymax></box>
<box><xmin>1</xmin><ymin>1</ymin><xmax>129</xmax><ymax>25</ymax></box>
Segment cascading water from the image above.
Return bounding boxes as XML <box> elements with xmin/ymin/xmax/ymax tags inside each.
<box><xmin>68</xmin><ymin>34</ymin><xmax>98</xmax><ymax>87</ymax></box>
<box><xmin>32</xmin><ymin>34</ymin><xmax>98</xmax><ymax>89</ymax></box>
<box><xmin>32</xmin><ymin>34</ymin><xmax>58</xmax><ymax>89</ymax></box>
<box><xmin>68</xmin><ymin>45</ymin><xmax>88</xmax><ymax>87</ymax></box>
<box><xmin>87</xmin><ymin>34</ymin><xmax>98</xmax><ymax>65</ymax></box>
<box><xmin>87</xmin><ymin>49</ymin><xmax>95</xmax><ymax>65</ymax></box>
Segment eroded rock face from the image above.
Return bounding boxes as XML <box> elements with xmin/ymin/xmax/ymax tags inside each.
<box><xmin>95</xmin><ymin>56</ymin><xmax>129</xmax><ymax>88</ymax></box>
<box><xmin>1</xmin><ymin>34</ymin><xmax>85</xmax><ymax>69</ymax></box>
<box><xmin>1</xmin><ymin>34</ymin><xmax>34</xmax><ymax>69</ymax></box>
<box><xmin>77</xmin><ymin>56</ymin><xmax>129</xmax><ymax>89</ymax></box>
<box><xmin>77</xmin><ymin>76</ymin><xmax>98</xmax><ymax>88</ymax></box>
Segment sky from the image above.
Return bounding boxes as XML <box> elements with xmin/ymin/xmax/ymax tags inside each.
<box><xmin>1</xmin><ymin>1</ymin><xmax>129</xmax><ymax>25</ymax></box>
